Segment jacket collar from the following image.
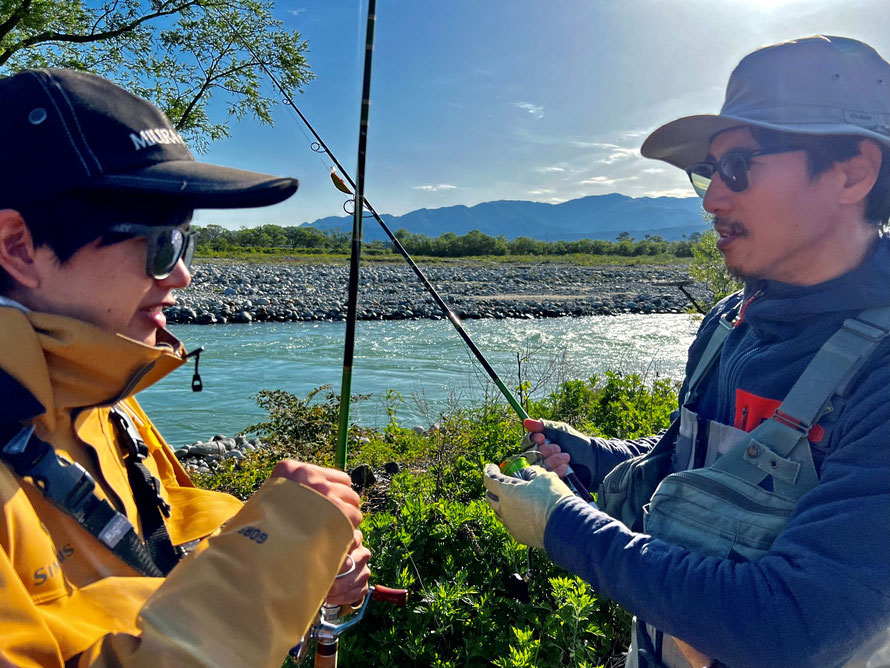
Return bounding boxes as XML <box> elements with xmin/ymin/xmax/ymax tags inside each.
<box><xmin>741</xmin><ymin>236</ymin><xmax>890</xmax><ymax>339</ymax></box>
<box><xmin>0</xmin><ymin>306</ymin><xmax>187</xmax><ymax>428</ymax></box>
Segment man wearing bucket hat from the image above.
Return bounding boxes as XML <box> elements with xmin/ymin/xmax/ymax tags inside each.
<box><xmin>484</xmin><ymin>35</ymin><xmax>889</xmax><ymax>667</ymax></box>
<box><xmin>0</xmin><ymin>69</ymin><xmax>370</xmax><ymax>667</ymax></box>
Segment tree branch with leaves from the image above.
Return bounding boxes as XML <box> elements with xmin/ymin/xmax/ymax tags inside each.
<box><xmin>0</xmin><ymin>0</ymin><xmax>313</xmax><ymax>150</ymax></box>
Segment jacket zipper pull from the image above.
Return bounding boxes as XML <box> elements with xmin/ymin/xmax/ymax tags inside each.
<box><xmin>183</xmin><ymin>347</ymin><xmax>204</xmax><ymax>392</ymax></box>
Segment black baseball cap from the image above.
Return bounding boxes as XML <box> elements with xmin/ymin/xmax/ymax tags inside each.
<box><xmin>0</xmin><ymin>68</ymin><xmax>299</xmax><ymax>210</ymax></box>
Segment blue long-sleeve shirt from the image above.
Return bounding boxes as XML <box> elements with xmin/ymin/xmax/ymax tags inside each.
<box><xmin>544</xmin><ymin>237</ymin><xmax>890</xmax><ymax>668</ymax></box>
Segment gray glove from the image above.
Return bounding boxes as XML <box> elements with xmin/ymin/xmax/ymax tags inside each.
<box><xmin>521</xmin><ymin>419</ymin><xmax>598</xmax><ymax>490</ymax></box>
<box><xmin>483</xmin><ymin>464</ymin><xmax>574</xmax><ymax>550</ymax></box>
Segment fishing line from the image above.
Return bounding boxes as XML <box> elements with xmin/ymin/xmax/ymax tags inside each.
<box><xmin>212</xmin><ymin>6</ymin><xmax>593</xmax><ymax>502</ymax></box>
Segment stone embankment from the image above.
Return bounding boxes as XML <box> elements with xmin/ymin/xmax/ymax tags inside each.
<box><xmin>165</xmin><ymin>261</ymin><xmax>709</xmax><ymax>324</ymax></box>
<box><xmin>173</xmin><ymin>434</ymin><xmax>264</xmax><ymax>475</ymax></box>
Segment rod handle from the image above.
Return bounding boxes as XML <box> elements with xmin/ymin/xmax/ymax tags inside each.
<box><xmin>566</xmin><ymin>470</ymin><xmax>595</xmax><ymax>504</ymax></box>
<box><xmin>313</xmin><ymin>640</ymin><xmax>338</xmax><ymax>668</ymax></box>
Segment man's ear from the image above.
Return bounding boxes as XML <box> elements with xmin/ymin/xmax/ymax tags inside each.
<box><xmin>835</xmin><ymin>139</ymin><xmax>883</xmax><ymax>207</ymax></box>
<box><xmin>0</xmin><ymin>210</ymin><xmax>41</xmax><ymax>289</ymax></box>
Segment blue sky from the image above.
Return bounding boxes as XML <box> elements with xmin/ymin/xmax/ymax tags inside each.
<box><xmin>195</xmin><ymin>0</ymin><xmax>890</xmax><ymax>230</ymax></box>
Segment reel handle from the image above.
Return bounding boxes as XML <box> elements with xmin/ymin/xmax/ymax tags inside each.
<box><xmin>371</xmin><ymin>585</ymin><xmax>408</xmax><ymax>605</ymax></box>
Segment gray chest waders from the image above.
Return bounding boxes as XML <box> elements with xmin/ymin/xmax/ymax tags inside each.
<box><xmin>608</xmin><ymin>305</ymin><xmax>890</xmax><ymax>668</ymax></box>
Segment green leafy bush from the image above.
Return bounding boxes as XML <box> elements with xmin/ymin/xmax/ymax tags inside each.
<box><xmin>337</xmin><ymin>495</ymin><xmax>630</xmax><ymax>667</ymax></box>
<box><xmin>529</xmin><ymin>371</ymin><xmax>678</xmax><ymax>439</ymax></box>
<box><xmin>195</xmin><ymin>371</ymin><xmax>679</xmax><ymax>666</ymax></box>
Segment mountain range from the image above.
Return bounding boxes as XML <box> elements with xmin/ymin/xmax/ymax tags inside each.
<box><xmin>302</xmin><ymin>193</ymin><xmax>708</xmax><ymax>242</ymax></box>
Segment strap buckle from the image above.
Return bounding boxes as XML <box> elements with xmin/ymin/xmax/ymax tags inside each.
<box><xmin>29</xmin><ymin>449</ymin><xmax>97</xmax><ymax>513</ymax></box>
<box><xmin>843</xmin><ymin>316</ymin><xmax>889</xmax><ymax>343</ymax></box>
<box><xmin>771</xmin><ymin>409</ymin><xmax>811</xmax><ymax>436</ymax></box>
<box><xmin>109</xmin><ymin>408</ymin><xmax>149</xmax><ymax>460</ymax></box>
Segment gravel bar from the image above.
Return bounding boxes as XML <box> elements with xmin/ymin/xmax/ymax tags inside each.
<box><xmin>165</xmin><ymin>261</ymin><xmax>710</xmax><ymax>325</ymax></box>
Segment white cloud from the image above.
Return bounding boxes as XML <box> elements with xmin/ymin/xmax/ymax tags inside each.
<box><xmin>580</xmin><ymin>175</ymin><xmax>639</xmax><ymax>186</ymax></box>
<box><xmin>580</xmin><ymin>176</ymin><xmax>619</xmax><ymax>186</ymax></box>
<box><xmin>598</xmin><ymin>146</ymin><xmax>640</xmax><ymax>165</ymax></box>
<box><xmin>514</xmin><ymin>102</ymin><xmax>544</xmax><ymax>119</ymax></box>
<box><xmin>286</xmin><ymin>8</ymin><xmax>306</xmax><ymax>15</ymax></box>
<box><xmin>413</xmin><ymin>184</ymin><xmax>458</xmax><ymax>192</ymax></box>
<box><xmin>540</xmin><ymin>166</ymin><xmax>566</xmax><ymax>173</ymax></box>
<box><xmin>527</xmin><ymin>188</ymin><xmax>555</xmax><ymax>195</ymax></box>
<box><xmin>643</xmin><ymin>187</ymin><xmax>698</xmax><ymax>198</ymax></box>
<box><xmin>642</xmin><ymin>167</ymin><xmax>666</xmax><ymax>174</ymax></box>
<box><xmin>570</xmin><ymin>140</ymin><xmax>602</xmax><ymax>148</ymax></box>
<box><xmin>566</xmin><ymin>140</ymin><xmax>642</xmax><ymax>164</ymax></box>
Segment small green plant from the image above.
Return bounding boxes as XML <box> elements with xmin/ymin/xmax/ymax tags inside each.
<box><xmin>243</xmin><ymin>385</ymin><xmax>370</xmax><ymax>466</ymax></box>
<box><xmin>529</xmin><ymin>372</ymin><xmax>678</xmax><ymax>439</ymax></box>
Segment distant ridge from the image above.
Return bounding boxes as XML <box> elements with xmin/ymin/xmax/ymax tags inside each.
<box><xmin>302</xmin><ymin>193</ymin><xmax>707</xmax><ymax>242</ymax></box>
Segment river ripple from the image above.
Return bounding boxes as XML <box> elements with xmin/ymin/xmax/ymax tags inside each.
<box><xmin>138</xmin><ymin>314</ymin><xmax>699</xmax><ymax>447</ymax></box>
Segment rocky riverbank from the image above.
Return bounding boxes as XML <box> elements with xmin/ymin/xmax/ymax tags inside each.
<box><xmin>173</xmin><ymin>433</ymin><xmax>266</xmax><ymax>475</ymax></box>
<box><xmin>165</xmin><ymin>261</ymin><xmax>709</xmax><ymax>324</ymax></box>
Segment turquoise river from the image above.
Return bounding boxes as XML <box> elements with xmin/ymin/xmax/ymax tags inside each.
<box><xmin>138</xmin><ymin>314</ymin><xmax>700</xmax><ymax>447</ymax></box>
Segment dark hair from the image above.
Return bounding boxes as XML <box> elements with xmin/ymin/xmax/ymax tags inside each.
<box><xmin>751</xmin><ymin>128</ymin><xmax>890</xmax><ymax>227</ymax></box>
<box><xmin>0</xmin><ymin>191</ymin><xmax>192</xmax><ymax>293</ymax></box>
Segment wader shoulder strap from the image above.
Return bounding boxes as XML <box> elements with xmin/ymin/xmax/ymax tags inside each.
<box><xmin>596</xmin><ymin>308</ymin><xmax>738</xmax><ymax>529</ymax></box>
<box><xmin>1</xmin><ymin>425</ymin><xmax>166</xmax><ymax>577</ymax></box>
<box><xmin>683</xmin><ymin>314</ymin><xmax>734</xmax><ymax>406</ymax></box>
<box><xmin>713</xmin><ymin>306</ymin><xmax>890</xmax><ymax>498</ymax></box>
<box><xmin>683</xmin><ymin>295</ymin><xmax>743</xmax><ymax>407</ymax></box>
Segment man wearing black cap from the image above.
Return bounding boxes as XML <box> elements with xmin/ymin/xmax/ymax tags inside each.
<box><xmin>0</xmin><ymin>69</ymin><xmax>370</xmax><ymax>666</ymax></box>
<box><xmin>484</xmin><ymin>36</ymin><xmax>889</xmax><ymax>667</ymax></box>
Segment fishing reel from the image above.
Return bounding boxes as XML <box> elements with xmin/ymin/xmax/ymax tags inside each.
<box><xmin>499</xmin><ymin>452</ymin><xmax>539</xmax><ymax>479</ymax></box>
<box><xmin>290</xmin><ymin>584</ymin><xmax>408</xmax><ymax>665</ymax></box>
<box><xmin>500</xmin><ymin>447</ymin><xmax>596</xmax><ymax>504</ymax></box>
<box><xmin>498</xmin><ymin>452</ymin><xmax>541</xmax><ymax>604</ymax></box>
<box><xmin>497</xmin><ymin>451</ymin><xmax>595</xmax><ymax>604</ymax></box>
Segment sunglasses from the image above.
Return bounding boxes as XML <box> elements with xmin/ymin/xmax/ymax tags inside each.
<box><xmin>106</xmin><ymin>223</ymin><xmax>197</xmax><ymax>279</ymax></box>
<box><xmin>685</xmin><ymin>147</ymin><xmax>800</xmax><ymax>198</ymax></box>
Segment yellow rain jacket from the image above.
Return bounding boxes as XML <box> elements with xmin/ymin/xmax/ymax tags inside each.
<box><xmin>0</xmin><ymin>306</ymin><xmax>355</xmax><ymax>667</ymax></box>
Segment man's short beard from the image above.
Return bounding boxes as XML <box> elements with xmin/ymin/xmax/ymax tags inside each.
<box><xmin>723</xmin><ymin>261</ymin><xmax>755</xmax><ymax>281</ymax></box>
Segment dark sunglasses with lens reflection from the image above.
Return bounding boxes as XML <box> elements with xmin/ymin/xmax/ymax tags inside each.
<box><xmin>685</xmin><ymin>147</ymin><xmax>801</xmax><ymax>198</ymax></box>
<box><xmin>105</xmin><ymin>223</ymin><xmax>197</xmax><ymax>279</ymax></box>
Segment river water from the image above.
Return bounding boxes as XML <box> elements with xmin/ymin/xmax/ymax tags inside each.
<box><xmin>138</xmin><ymin>314</ymin><xmax>700</xmax><ymax>447</ymax></box>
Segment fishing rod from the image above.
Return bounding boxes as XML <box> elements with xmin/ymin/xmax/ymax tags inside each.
<box><xmin>213</xmin><ymin>8</ymin><xmax>593</xmax><ymax>503</ymax></box>
<box><xmin>335</xmin><ymin>0</ymin><xmax>376</xmax><ymax>474</ymax></box>
<box><xmin>318</xmin><ymin>2</ymin><xmax>375</xmax><ymax>665</ymax></box>
<box><xmin>209</xmin><ymin>9</ymin><xmax>408</xmax><ymax>668</ymax></box>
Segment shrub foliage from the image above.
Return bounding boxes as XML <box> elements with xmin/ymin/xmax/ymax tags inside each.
<box><xmin>194</xmin><ymin>372</ymin><xmax>679</xmax><ymax>667</ymax></box>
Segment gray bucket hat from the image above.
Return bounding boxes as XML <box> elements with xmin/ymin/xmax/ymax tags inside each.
<box><xmin>641</xmin><ymin>35</ymin><xmax>890</xmax><ymax>169</ymax></box>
